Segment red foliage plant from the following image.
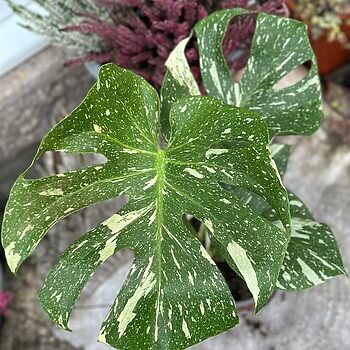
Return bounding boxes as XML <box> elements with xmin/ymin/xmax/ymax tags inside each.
<box><xmin>65</xmin><ymin>0</ymin><xmax>289</xmax><ymax>88</ymax></box>
<box><xmin>0</xmin><ymin>292</ymin><xmax>13</xmax><ymax>316</ymax></box>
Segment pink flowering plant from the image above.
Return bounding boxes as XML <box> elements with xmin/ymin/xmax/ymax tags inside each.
<box><xmin>7</xmin><ymin>0</ymin><xmax>288</xmax><ymax>87</ymax></box>
<box><xmin>0</xmin><ymin>292</ymin><xmax>13</xmax><ymax>317</ymax></box>
<box><xmin>2</xmin><ymin>6</ymin><xmax>346</xmax><ymax>350</ymax></box>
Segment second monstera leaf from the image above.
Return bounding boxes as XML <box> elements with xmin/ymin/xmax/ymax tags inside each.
<box><xmin>195</xmin><ymin>9</ymin><xmax>323</xmax><ymax>136</ymax></box>
<box><xmin>2</xmin><ymin>64</ymin><xmax>290</xmax><ymax>349</ymax></box>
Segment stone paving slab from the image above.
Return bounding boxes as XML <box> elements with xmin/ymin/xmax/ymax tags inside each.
<box><xmin>0</xmin><ymin>47</ymin><xmax>349</xmax><ymax>350</ymax></box>
<box><xmin>0</xmin><ymin>46</ymin><xmax>94</xmax><ymax>202</ymax></box>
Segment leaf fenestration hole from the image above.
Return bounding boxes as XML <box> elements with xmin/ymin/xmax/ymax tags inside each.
<box><xmin>25</xmin><ymin>151</ymin><xmax>107</xmax><ymax>179</ymax></box>
<box><xmin>222</xmin><ymin>13</ymin><xmax>256</xmax><ymax>83</ymax></box>
<box><xmin>272</xmin><ymin>60</ymin><xmax>312</xmax><ymax>91</ymax></box>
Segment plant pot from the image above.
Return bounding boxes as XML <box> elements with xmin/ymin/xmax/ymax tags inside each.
<box><xmin>310</xmin><ymin>17</ymin><xmax>350</xmax><ymax>76</ymax></box>
<box><xmin>286</xmin><ymin>0</ymin><xmax>350</xmax><ymax>76</ymax></box>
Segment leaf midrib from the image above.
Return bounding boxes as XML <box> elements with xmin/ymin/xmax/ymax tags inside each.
<box><xmin>154</xmin><ymin>149</ymin><xmax>166</xmax><ymax>343</ymax></box>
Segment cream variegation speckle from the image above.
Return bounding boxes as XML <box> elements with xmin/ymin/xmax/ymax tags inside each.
<box><xmin>205</xmin><ymin>149</ymin><xmax>228</xmax><ymax>158</ymax></box>
<box><xmin>184</xmin><ymin>168</ymin><xmax>204</xmax><ymax>179</ymax></box>
<box><xmin>182</xmin><ymin>319</ymin><xmax>191</xmax><ymax>339</ymax></box>
<box><xmin>117</xmin><ymin>257</ymin><xmax>156</xmax><ymax>338</ymax></box>
<box><xmin>39</xmin><ymin>188</ymin><xmax>64</xmax><ymax>196</ymax></box>
<box><xmin>227</xmin><ymin>240</ymin><xmax>260</xmax><ymax>305</ymax></box>
<box><xmin>5</xmin><ymin>242</ymin><xmax>21</xmax><ymax>273</ymax></box>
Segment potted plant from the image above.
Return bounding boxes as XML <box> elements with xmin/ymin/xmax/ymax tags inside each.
<box><xmin>286</xmin><ymin>0</ymin><xmax>350</xmax><ymax>75</ymax></box>
<box><xmin>7</xmin><ymin>0</ymin><xmax>289</xmax><ymax>88</ymax></box>
<box><xmin>1</xmin><ymin>8</ymin><xmax>346</xmax><ymax>350</ymax></box>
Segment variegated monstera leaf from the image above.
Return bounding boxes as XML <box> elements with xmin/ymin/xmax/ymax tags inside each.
<box><xmin>194</xmin><ymin>9</ymin><xmax>323</xmax><ymax>136</ymax></box>
<box><xmin>189</xmin><ymin>9</ymin><xmax>346</xmax><ymax>291</ymax></box>
<box><xmin>225</xmin><ymin>143</ymin><xmax>346</xmax><ymax>290</ymax></box>
<box><xmin>261</xmin><ymin>146</ymin><xmax>346</xmax><ymax>290</ymax></box>
<box><xmin>2</xmin><ymin>64</ymin><xmax>291</xmax><ymax>349</ymax></box>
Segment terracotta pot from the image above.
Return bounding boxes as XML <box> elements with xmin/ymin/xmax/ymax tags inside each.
<box><xmin>286</xmin><ymin>0</ymin><xmax>350</xmax><ymax>76</ymax></box>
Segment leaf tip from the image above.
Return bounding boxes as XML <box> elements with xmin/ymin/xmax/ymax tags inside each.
<box><xmin>54</xmin><ymin>315</ymin><xmax>72</xmax><ymax>332</ymax></box>
<box><xmin>4</xmin><ymin>243</ymin><xmax>22</xmax><ymax>274</ymax></box>
<box><xmin>253</xmin><ymin>298</ymin><xmax>264</xmax><ymax>315</ymax></box>
<box><xmin>97</xmin><ymin>330</ymin><xmax>108</xmax><ymax>345</ymax></box>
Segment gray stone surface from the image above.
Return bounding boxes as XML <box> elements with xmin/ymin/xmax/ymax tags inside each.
<box><xmin>0</xmin><ymin>49</ymin><xmax>349</xmax><ymax>350</ymax></box>
<box><xmin>0</xmin><ymin>46</ymin><xmax>96</xmax><ymax>350</ymax></box>
<box><xmin>0</xmin><ymin>46</ymin><xmax>95</xmax><ymax>202</ymax></box>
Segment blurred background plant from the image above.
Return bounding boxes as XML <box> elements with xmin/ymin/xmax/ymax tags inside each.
<box><xmin>286</xmin><ymin>0</ymin><xmax>350</xmax><ymax>76</ymax></box>
<box><xmin>0</xmin><ymin>292</ymin><xmax>12</xmax><ymax>317</ymax></box>
<box><xmin>6</xmin><ymin>0</ymin><xmax>289</xmax><ymax>88</ymax></box>
<box><xmin>288</xmin><ymin>0</ymin><xmax>350</xmax><ymax>46</ymax></box>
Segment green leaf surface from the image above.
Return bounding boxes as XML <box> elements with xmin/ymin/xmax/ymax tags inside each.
<box><xmin>276</xmin><ymin>192</ymin><xmax>346</xmax><ymax>290</ymax></box>
<box><xmin>194</xmin><ymin>9</ymin><xmax>323</xmax><ymax>136</ymax></box>
<box><xmin>226</xmin><ymin>140</ymin><xmax>346</xmax><ymax>291</ymax></box>
<box><xmin>258</xmin><ymin>145</ymin><xmax>346</xmax><ymax>290</ymax></box>
<box><xmin>2</xmin><ymin>64</ymin><xmax>290</xmax><ymax>350</ymax></box>
<box><xmin>259</xmin><ymin>146</ymin><xmax>346</xmax><ymax>290</ymax></box>
<box><xmin>223</xmin><ymin>143</ymin><xmax>290</xmax><ymax>216</ymax></box>
<box><xmin>270</xmin><ymin>143</ymin><xmax>291</xmax><ymax>178</ymax></box>
<box><xmin>160</xmin><ymin>36</ymin><xmax>200</xmax><ymax>139</ymax></box>
<box><xmin>211</xmin><ymin>143</ymin><xmax>291</xmax><ymax>285</ymax></box>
